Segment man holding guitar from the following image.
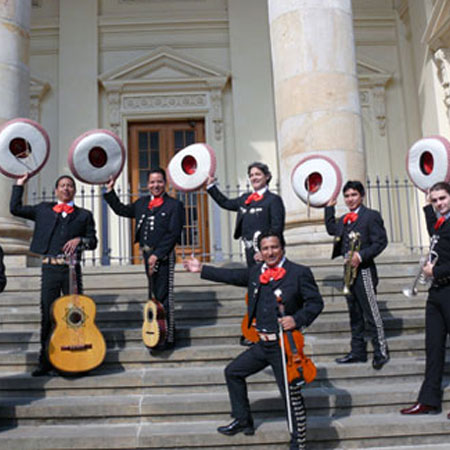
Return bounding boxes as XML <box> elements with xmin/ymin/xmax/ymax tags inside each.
<box><xmin>184</xmin><ymin>231</ymin><xmax>323</xmax><ymax>450</ymax></box>
<box><xmin>104</xmin><ymin>168</ymin><xmax>184</xmax><ymax>351</ymax></box>
<box><xmin>10</xmin><ymin>174</ymin><xmax>97</xmax><ymax>376</ymax></box>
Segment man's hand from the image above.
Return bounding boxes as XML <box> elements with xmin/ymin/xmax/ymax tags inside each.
<box><xmin>183</xmin><ymin>256</ymin><xmax>202</xmax><ymax>273</ymax></box>
<box><xmin>63</xmin><ymin>237</ymin><xmax>81</xmax><ymax>255</ymax></box>
<box><xmin>422</xmin><ymin>261</ymin><xmax>434</xmax><ymax>278</ymax></box>
<box><xmin>17</xmin><ymin>173</ymin><xmax>30</xmax><ymax>186</ymax></box>
<box><xmin>147</xmin><ymin>254</ymin><xmax>158</xmax><ymax>276</ymax></box>
<box><xmin>105</xmin><ymin>175</ymin><xmax>115</xmax><ymax>193</ymax></box>
<box><xmin>253</xmin><ymin>251</ymin><xmax>263</xmax><ymax>262</ymax></box>
<box><xmin>279</xmin><ymin>315</ymin><xmax>296</xmax><ymax>331</ymax></box>
<box><xmin>350</xmin><ymin>251</ymin><xmax>361</xmax><ymax>268</ymax></box>
<box><xmin>326</xmin><ymin>198</ymin><xmax>337</xmax><ymax>207</ymax></box>
<box><xmin>205</xmin><ymin>175</ymin><xmax>216</xmax><ymax>187</ymax></box>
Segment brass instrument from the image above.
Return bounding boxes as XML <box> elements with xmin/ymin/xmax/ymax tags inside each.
<box><xmin>402</xmin><ymin>235</ymin><xmax>439</xmax><ymax>297</ymax></box>
<box><xmin>343</xmin><ymin>231</ymin><xmax>361</xmax><ymax>295</ymax></box>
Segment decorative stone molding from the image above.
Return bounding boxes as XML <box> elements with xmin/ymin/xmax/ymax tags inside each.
<box><xmin>434</xmin><ymin>48</ymin><xmax>450</xmax><ymax>120</ymax></box>
<box><xmin>99</xmin><ymin>46</ymin><xmax>229</xmax><ymax>144</ymax></box>
<box><xmin>29</xmin><ymin>76</ymin><xmax>50</xmax><ymax>122</ymax></box>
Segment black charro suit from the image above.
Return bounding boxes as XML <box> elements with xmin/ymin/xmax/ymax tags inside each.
<box><xmin>10</xmin><ymin>184</ymin><xmax>97</xmax><ymax>371</ymax></box>
<box><xmin>201</xmin><ymin>259</ymin><xmax>323</xmax><ymax>449</ymax></box>
<box><xmin>104</xmin><ymin>189</ymin><xmax>184</xmax><ymax>345</ymax></box>
<box><xmin>207</xmin><ymin>185</ymin><xmax>285</xmax><ymax>266</ymax></box>
<box><xmin>325</xmin><ymin>204</ymin><xmax>389</xmax><ymax>360</ymax></box>
<box><xmin>0</xmin><ymin>245</ymin><xmax>6</xmax><ymax>293</ymax></box>
<box><xmin>416</xmin><ymin>205</ymin><xmax>450</xmax><ymax>408</ymax></box>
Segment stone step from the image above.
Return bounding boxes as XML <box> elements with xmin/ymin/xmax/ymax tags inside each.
<box><xmin>0</xmin><ymin>358</ymin><xmax>447</xmax><ymax>397</ymax></box>
<box><xmin>0</xmin><ymin>382</ymin><xmax>448</xmax><ymax>426</ymax></box>
<box><xmin>0</xmin><ymin>333</ymin><xmax>445</xmax><ymax>373</ymax></box>
<box><xmin>0</xmin><ymin>413</ymin><xmax>449</xmax><ymax>449</ymax></box>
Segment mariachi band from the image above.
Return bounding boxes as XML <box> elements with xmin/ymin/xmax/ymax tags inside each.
<box><xmin>0</xmin><ymin>118</ymin><xmax>450</xmax><ymax>449</ymax></box>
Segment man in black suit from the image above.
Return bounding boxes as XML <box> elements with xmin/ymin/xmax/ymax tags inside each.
<box><xmin>184</xmin><ymin>231</ymin><xmax>323</xmax><ymax>450</ymax></box>
<box><xmin>401</xmin><ymin>182</ymin><xmax>450</xmax><ymax>418</ymax></box>
<box><xmin>325</xmin><ymin>180</ymin><xmax>389</xmax><ymax>370</ymax></box>
<box><xmin>104</xmin><ymin>168</ymin><xmax>184</xmax><ymax>350</ymax></box>
<box><xmin>0</xmin><ymin>245</ymin><xmax>6</xmax><ymax>293</ymax></box>
<box><xmin>10</xmin><ymin>173</ymin><xmax>97</xmax><ymax>376</ymax></box>
<box><xmin>206</xmin><ymin>162</ymin><xmax>285</xmax><ymax>267</ymax></box>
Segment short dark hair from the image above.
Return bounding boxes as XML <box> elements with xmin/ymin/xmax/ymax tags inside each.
<box><xmin>430</xmin><ymin>181</ymin><xmax>450</xmax><ymax>195</ymax></box>
<box><xmin>148</xmin><ymin>168</ymin><xmax>167</xmax><ymax>182</ymax></box>
<box><xmin>257</xmin><ymin>230</ymin><xmax>286</xmax><ymax>250</ymax></box>
<box><xmin>55</xmin><ymin>175</ymin><xmax>76</xmax><ymax>190</ymax></box>
<box><xmin>247</xmin><ymin>162</ymin><xmax>272</xmax><ymax>184</ymax></box>
<box><xmin>343</xmin><ymin>180</ymin><xmax>365</xmax><ymax>197</ymax></box>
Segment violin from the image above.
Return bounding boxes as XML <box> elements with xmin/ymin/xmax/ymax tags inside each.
<box><xmin>240</xmin><ymin>293</ymin><xmax>259</xmax><ymax>344</ymax></box>
<box><xmin>48</xmin><ymin>255</ymin><xmax>106</xmax><ymax>373</ymax></box>
<box><xmin>276</xmin><ymin>294</ymin><xmax>316</xmax><ymax>385</ymax></box>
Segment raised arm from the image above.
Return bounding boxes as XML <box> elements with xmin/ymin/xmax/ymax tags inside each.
<box><xmin>207</xmin><ymin>184</ymin><xmax>241</xmax><ymax>211</ymax></box>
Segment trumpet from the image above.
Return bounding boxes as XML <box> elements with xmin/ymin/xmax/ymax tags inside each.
<box><xmin>402</xmin><ymin>236</ymin><xmax>439</xmax><ymax>297</ymax></box>
<box><xmin>343</xmin><ymin>231</ymin><xmax>361</xmax><ymax>295</ymax></box>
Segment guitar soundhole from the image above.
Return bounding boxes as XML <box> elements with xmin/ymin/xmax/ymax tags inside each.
<box><xmin>147</xmin><ymin>310</ymin><xmax>154</xmax><ymax>321</ymax></box>
<box><xmin>68</xmin><ymin>309</ymin><xmax>83</xmax><ymax>326</ymax></box>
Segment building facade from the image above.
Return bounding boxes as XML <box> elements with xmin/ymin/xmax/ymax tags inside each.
<box><xmin>1</xmin><ymin>0</ymin><xmax>450</xmax><ymax>265</ymax></box>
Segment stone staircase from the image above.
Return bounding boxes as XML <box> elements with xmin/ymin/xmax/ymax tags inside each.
<box><xmin>0</xmin><ymin>256</ymin><xmax>448</xmax><ymax>449</ymax></box>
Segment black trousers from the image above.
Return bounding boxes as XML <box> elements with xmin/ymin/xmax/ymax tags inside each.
<box><xmin>39</xmin><ymin>264</ymin><xmax>83</xmax><ymax>368</ymax></box>
<box><xmin>244</xmin><ymin>246</ymin><xmax>257</xmax><ymax>267</ymax></box>
<box><xmin>346</xmin><ymin>265</ymin><xmax>388</xmax><ymax>359</ymax></box>
<box><xmin>144</xmin><ymin>251</ymin><xmax>176</xmax><ymax>344</ymax></box>
<box><xmin>224</xmin><ymin>340</ymin><xmax>306</xmax><ymax>449</ymax></box>
<box><xmin>418</xmin><ymin>285</ymin><xmax>450</xmax><ymax>407</ymax></box>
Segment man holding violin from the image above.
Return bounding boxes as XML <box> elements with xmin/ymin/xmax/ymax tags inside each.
<box><xmin>184</xmin><ymin>231</ymin><xmax>323</xmax><ymax>450</ymax></box>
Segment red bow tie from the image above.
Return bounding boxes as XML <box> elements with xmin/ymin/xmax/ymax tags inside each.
<box><xmin>344</xmin><ymin>212</ymin><xmax>358</xmax><ymax>225</ymax></box>
<box><xmin>259</xmin><ymin>266</ymin><xmax>286</xmax><ymax>284</ymax></box>
<box><xmin>148</xmin><ymin>197</ymin><xmax>164</xmax><ymax>210</ymax></box>
<box><xmin>434</xmin><ymin>216</ymin><xmax>446</xmax><ymax>230</ymax></box>
<box><xmin>53</xmin><ymin>203</ymin><xmax>74</xmax><ymax>214</ymax></box>
<box><xmin>245</xmin><ymin>192</ymin><xmax>263</xmax><ymax>205</ymax></box>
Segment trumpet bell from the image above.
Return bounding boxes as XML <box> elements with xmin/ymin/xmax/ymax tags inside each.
<box><xmin>402</xmin><ymin>287</ymin><xmax>418</xmax><ymax>298</ymax></box>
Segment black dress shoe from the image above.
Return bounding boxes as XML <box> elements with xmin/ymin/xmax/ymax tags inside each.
<box><xmin>400</xmin><ymin>402</ymin><xmax>441</xmax><ymax>415</ymax></box>
<box><xmin>217</xmin><ymin>419</ymin><xmax>254</xmax><ymax>436</ymax></box>
<box><xmin>372</xmin><ymin>354</ymin><xmax>390</xmax><ymax>370</ymax></box>
<box><xmin>31</xmin><ymin>366</ymin><xmax>53</xmax><ymax>377</ymax></box>
<box><xmin>335</xmin><ymin>353</ymin><xmax>367</xmax><ymax>364</ymax></box>
<box><xmin>239</xmin><ymin>336</ymin><xmax>254</xmax><ymax>347</ymax></box>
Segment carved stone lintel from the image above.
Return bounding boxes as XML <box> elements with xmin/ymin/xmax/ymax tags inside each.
<box><xmin>121</xmin><ymin>93</ymin><xmax>207</xmax><ymax>112</ymax></box>
<box><xmin>434</xmin><ymin>48</ymin><xmax>450</xmax><ymax>120</ymax></box>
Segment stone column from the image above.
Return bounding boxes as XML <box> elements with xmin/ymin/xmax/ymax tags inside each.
<box><xmin>267</xmin><ymin>0</ymin><xmax>365</xmax><ymax>255</ymax></box>
<box><xmin>0</xmin><ymin>0</ymin><xmax>33</xmax><ymax>259</ymax></box>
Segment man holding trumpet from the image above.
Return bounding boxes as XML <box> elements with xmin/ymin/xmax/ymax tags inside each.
<box><xmin>324</xmin><ymin>180</ymin><xmax>389</xmax><ymax>370</ymax></box>
<box><xmin>401</xmin><ymin>182</ymin><xmax>450</xmax><ymax>417</ymax></box>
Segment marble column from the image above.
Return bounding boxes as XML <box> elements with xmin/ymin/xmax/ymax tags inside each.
<box><xmin>0</xmin><ymin>0</ymin><xmax>33</xmax><ymax>260</ymax></box>
<box><xmin>267</xmin><ymin>0</ymin><xmax>365</xmax><ymax>255</ymax></box>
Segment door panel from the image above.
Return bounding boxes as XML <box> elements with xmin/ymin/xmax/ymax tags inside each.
<box><xmin>128</xmin><ymin>121</ymin><xmax>210</xmax><ymax>263</ymax></box>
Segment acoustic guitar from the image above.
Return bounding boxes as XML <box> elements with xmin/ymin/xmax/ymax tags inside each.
<box><xmin>48</xmin><ymin>255</ymin><xmax>106</xmax><ymax>373</ymax></box>
<box><xmin>142</xmin><ymin>258</ymin><xmax>167</xmax><ymax>348</ymax></box>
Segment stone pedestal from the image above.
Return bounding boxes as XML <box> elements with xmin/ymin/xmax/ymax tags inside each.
<box><xmin>267</xmin><ymin>0</ymin><xmax>365</xmax><ymax>248</ymax></box>
<box><xmin>0</xmin><ymin>0</ymin><xmax>33</xmax><ymax>259</ymax></box>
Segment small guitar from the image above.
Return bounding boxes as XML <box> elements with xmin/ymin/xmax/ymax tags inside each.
<box><xmin>142</xmin><ymin>257</ymin><xmax>168</xmax><ymax>348</ymax></box>
<box><xmin>48</xmin><ymin>255</ymin><xmax>106</xmax><ymax>373</ymax></box>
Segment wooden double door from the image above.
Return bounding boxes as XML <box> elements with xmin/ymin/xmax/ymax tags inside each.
<box><xmin>128</xmin><ymin>120</ymin><xmax>210</xmax><ymax>262</ymax></box>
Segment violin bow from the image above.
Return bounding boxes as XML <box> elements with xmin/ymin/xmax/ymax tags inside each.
<box><xmin>275</xmin><ymin>289</ymin><xmax>293</xmax><ymax>434</ymax></box>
